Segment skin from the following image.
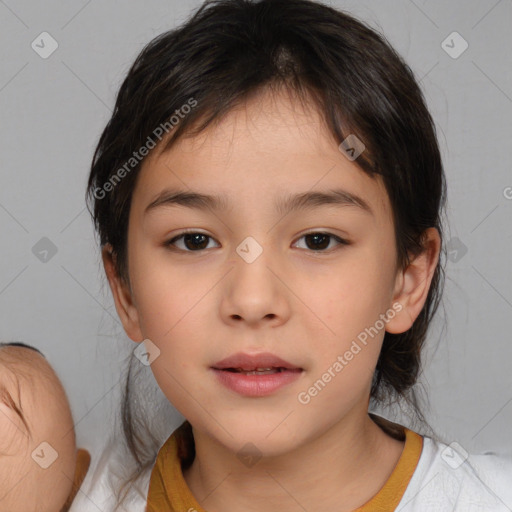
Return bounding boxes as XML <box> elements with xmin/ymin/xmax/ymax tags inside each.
<box><xmin>104</xmin><ymin>87</ymin><xmax>440</xmax><ymax>512</ymax></box>
<box><xmin>0</xmin><ymin>346</ymin><xmax>77</xmax><ymax>512</ymax></box>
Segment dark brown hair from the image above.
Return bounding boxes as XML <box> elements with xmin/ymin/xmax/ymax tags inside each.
<box><xmin>86</xmin><ymin>0</ymin><xmax>447</xmax><ymax>505</ymax></box>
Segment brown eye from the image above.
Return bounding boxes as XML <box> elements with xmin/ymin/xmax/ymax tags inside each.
<box><xmin>166</xmin><ymin>232</ymin><xmax>219</xmax><ymax>252</ymax></box>
<box><xmin>165</xmin><ymin>230</ymin><xmax>349</xmax><ymax>253</ymax></box>
<box><xmin>294</xmin><ymin>232</ymin><xmax>348</xmax><ymax>252</ymax></box>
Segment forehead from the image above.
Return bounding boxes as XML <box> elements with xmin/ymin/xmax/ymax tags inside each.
<box><xmin>133</xmin><ymin>89</ymin><xmax>392</xmax><ymax>227</ymax></box>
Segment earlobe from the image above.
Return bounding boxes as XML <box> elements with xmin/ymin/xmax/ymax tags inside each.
<box><xmin>101</xmin><ymin>244</ymin><xmax>144</xmax><ymax>342</ymax></box>
<box><xmin>385</xmin><ymin>228</ymin><xmax>441</xmax><ymax>335</ymax></box>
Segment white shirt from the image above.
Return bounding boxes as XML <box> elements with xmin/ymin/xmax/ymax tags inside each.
<box><xmin>397</xmin><ymin>438</ymin><xmax>512</xmax><ymax>511</ymax></box>
<box><xmin>69</xmin><ymin>434</ymin><xmax>512</xmax><ymax>511</ymax></box>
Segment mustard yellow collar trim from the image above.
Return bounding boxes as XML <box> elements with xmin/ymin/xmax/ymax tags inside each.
<box><xmin>147</xmin><ymin>422</ymin><xmax>423</xmax><ymax>512</ymax></box>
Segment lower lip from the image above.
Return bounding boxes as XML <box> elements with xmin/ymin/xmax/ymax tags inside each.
<box><xmin>211</xmin><ymin>368</ymin><xmax>303</xmax><ymax>397</ymax></box>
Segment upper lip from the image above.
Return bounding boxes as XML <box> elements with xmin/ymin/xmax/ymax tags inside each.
<box><xmin>212</xmin><ymin>352</ymin><xmax>302</xmax><ymax>371</ymax></box>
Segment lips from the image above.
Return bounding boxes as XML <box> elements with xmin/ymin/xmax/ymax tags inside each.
<box><xmin>211</xmin><ymin>352</ymin><xmax>304</xmax><ymax>396</ymax></box>
<box><xmin>212</xmin><ymin>352</ymin><xmax>302</xmax><ymax>372</ymax></box>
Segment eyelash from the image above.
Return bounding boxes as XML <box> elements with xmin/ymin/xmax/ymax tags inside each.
<box><xmin>165</xmin><ymin>230</ymin><xmax>350</xmax><ymax>253</ymax></box>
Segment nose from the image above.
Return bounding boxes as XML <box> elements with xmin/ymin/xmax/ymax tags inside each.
<box><xmin>220</xmin><ymin>242</ymin><xmax>290</xmax><ymax>328</ymax></box>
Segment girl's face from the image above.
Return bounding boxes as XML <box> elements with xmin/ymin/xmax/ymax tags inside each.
<box><xmin>107</xmin><ymin>89</ymin><xmax>421</xmax><ymax>456</ymax></box>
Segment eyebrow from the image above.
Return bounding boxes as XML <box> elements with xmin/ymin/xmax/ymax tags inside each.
<box><xmin>144</xmin><ymin>187</ymin><xmax>373</xmax><ymax>217</ymax></box>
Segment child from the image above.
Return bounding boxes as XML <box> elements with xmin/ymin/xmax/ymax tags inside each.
<box><xmin>74</xmin><ymin>0</ymin><xmax>512</xmax><ymax>510</ymax></box>
<box><xmin>0</xmin><ymin>342</ymin><xmax>90</xmax><ymax>512</ymax></box>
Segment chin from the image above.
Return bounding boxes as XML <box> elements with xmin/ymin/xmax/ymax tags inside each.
<box><xmin>215</xmin><ymin>420</ymin><xmax>303</xmax><ymax>459</ymax></box>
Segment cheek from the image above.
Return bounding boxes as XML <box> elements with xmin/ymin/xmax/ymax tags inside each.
<box><xmin>296</xmin><ymin>253</ymin><xmax>393</xmax><ymax>403</ymax></box>
<box><xmin>149</xmin><ymin>340</ymin><xmax>216</xmax><ymax>422</ymax></box>
<box><xmin>130</xmin><ymin>249</ymin><xmax>198</xmax><ymax>337</ymax></box>
<box><xmin>305</xmin><ymin>254</ymin><xmax>392</xmax><ymax>340</ymax></box>
<box><xmin>131</xmin><ymin>263</ymin><xmax>209</xmax><ymax>393</ymax></box>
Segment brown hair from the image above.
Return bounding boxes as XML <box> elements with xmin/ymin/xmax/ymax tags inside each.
<box><xmin>86</xmin><ymin>0</ymin><xmax>447</xmax><ymax>505</ymax></box>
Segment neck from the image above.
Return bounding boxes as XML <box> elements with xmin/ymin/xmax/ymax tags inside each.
<box><xmin>182</xmin><ymin>412</ymin><xmax>405</xmax><ymax>512</ymax></box>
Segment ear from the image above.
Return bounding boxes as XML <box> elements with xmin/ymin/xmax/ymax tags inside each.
<box><xmin>102</xmin><ymin>244</ymin><xmax>144</xmax><ymax>342</ymax></box>
<box><xmin>385</xmin><ymin>227</ymin><xmax>441</xmax><ymax>334</ymax></box>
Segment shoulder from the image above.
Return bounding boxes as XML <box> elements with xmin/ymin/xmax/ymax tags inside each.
<box><xmin>68</xmin><ymin>437</ymin><xmax>152</xmax><ymax>512</ymax></box>
<box><xmin>398</xmin><ymin>434</ymin><xmax>512</xmax><ymax>511</ymax></box>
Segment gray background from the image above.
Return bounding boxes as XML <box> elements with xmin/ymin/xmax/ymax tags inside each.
<box><xmin>1</xmin><ymin>0</ymin><xmax>511</xmax><ymax>457</ymax></box>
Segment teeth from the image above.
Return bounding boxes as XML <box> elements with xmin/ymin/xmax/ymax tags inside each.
<box><xmin>244</xmin><ymin>368</ymin><xmax>280</xmax><ymax>375</ymax></box>
<box><xmin>230</xmin><ymin>367</ymin><xmax>282</xmax><ymax>375</ymax></box>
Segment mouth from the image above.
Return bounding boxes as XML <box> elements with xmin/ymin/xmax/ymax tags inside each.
<box><xmin>212</xmin><ymin>351</ymin><xmax>303</xmax><ymax>373</ymax></box>
<box><xmin>218</xmin><ymin>367</ymin><xmax>302</xmax><ymax>375</ymax></box>
<box><xmin>211</xmin><ymin>364</ymin><xmax>304</xmax><ymax>397</ymax></box>
<box><xmin>211</xmin><ymin>352</ymin><xmax>304</xmax><ymax>396</ymax></box>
